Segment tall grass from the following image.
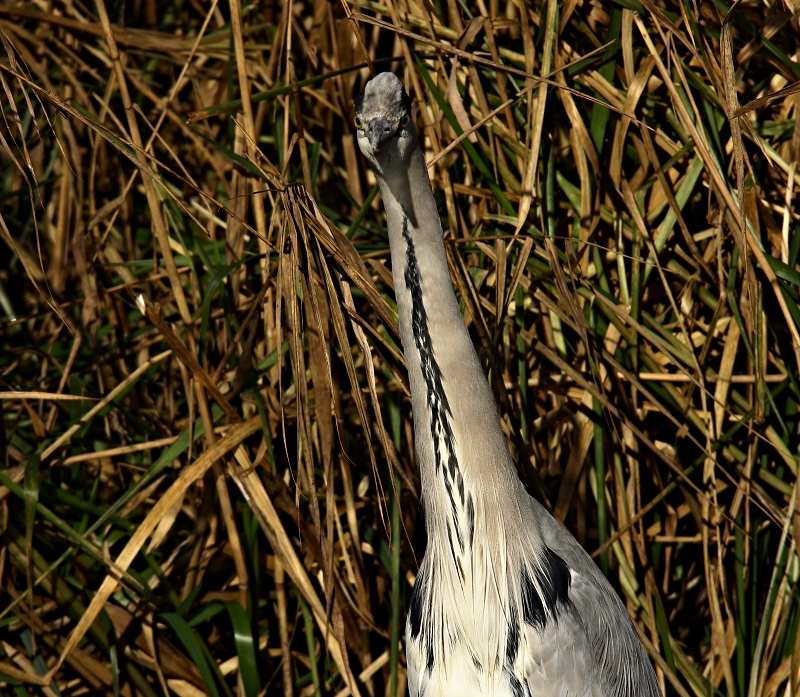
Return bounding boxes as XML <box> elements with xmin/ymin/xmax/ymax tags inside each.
<box><xmin>0</xmin><ymin>0</ymin><xmax>799</xmax><ymax>695</ymax></box>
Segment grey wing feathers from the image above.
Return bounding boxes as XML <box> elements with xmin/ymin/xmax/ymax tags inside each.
<box><xmin>521</xmin><ymin>575</ymin><xmax>595</xmax><ymax>697</ymax></box>
<box><xmin>526</xmin><ymin>501</ymin><xmax>662</xmax><ymax>697</ymax></box>
<box><xmin>522</xmin><ymin>570</ymin><xmax>646</xmax><ymax>697</ymax></box>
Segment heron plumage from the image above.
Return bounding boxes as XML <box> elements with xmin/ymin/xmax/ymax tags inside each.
<box><xmin>355</xmin><ymin>72</ymin><xmax>661</xmax><ymax>697</ymax></box>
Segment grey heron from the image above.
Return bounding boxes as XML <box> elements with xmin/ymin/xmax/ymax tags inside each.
<box><xmin>354</xmin><ymin>72</ymin><xmax>662</xmax><ymax>697</ymax></box>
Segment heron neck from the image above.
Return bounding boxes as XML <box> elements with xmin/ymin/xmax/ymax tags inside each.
<box><xmin>372</xmin><ymin>142</ymin><xmax>519</xmax><ymax>530</ymax></box>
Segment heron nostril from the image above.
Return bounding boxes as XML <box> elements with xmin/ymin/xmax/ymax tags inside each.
<box><xmin>366</xmin><ymin>118</ymin><xmax>395</xmax><ymax>150</ymax></box>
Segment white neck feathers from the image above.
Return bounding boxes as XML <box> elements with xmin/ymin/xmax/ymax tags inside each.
<box><xmin>371</xmin><ymin>142</ymin><xmax>521</xmax><ymax>542</ymax></box>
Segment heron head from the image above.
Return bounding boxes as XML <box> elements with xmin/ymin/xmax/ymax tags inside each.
<box><xmin>354</xmin><ymin>73</ymin><xmax>415</xmax><ymax>162</ymax></box>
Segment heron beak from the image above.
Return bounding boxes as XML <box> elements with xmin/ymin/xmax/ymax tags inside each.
<box><xmin>367</xmin><ymin>118</ymin><xmax>395</xmax><ymax>153</ymax></box>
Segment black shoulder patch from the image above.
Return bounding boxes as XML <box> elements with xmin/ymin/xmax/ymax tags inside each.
<box><xmin>508</xmin><ymin>673</ymin><xmax>525</xmax><ymax>697</ymax></box>
<box><xmin>408</xmin><ymin>566</ymin><xmax>427</xmax><ymax>639</ymax></box>
<box><xmin>520</xmin><ymin>567</ymin><xmax>545</xmax><ymax>628</ymax></box>
<box><xmin>521</xmin><ymin>547</ymin><xmax>571</xmax><ymax>630</ymax></box>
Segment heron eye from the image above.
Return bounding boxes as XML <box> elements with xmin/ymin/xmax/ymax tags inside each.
<box><xmin>400</xmin><ymin>114</ymin><xmax>410</xmax><ymax>128</ymax></box>
<box><xmin>354</xmin><ymin>115</ymin><xmax>364</xmax><ymax>129</ymax></box>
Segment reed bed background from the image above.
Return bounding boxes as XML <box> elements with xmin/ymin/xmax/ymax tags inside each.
<box><xmin>0</xmin><ymin>0</ymin><xmax>799</xmax><ymax>695</ymax></box>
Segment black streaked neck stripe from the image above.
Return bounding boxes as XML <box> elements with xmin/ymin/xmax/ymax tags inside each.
<box><xmin>400</xmin><ymin>211</ymin><xmax>457</xmax><ymax>479</ymax></box>
<box><xmin>400</xmin><ymin>212</ymin><xmax>468</xmax><ymax>532</ymax></box>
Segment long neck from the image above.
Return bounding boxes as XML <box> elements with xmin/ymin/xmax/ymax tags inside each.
<box><xmin>372</xmin><ymin>141</ymin><xmax>521</xmax><ymax>543</ymax></box>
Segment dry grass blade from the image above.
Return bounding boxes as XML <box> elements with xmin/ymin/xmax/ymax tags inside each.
<box><xmin>228</xmin><ymin>445</ymin><xmax>359</xmax><ymax>694</ymax></box>
<box><xmin>40</xmin><ymin>350</ymin><xmax>172</xmax><ymax>462</ymax></box>
<box><xmin>46</xmin><ymin>418</ymin><xmax>261</xmax><ymax>681</ymax></box>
